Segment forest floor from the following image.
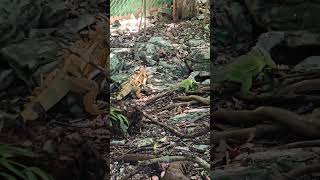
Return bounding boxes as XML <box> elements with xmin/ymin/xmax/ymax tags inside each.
<box><xmin>211</xmin><ymin>30</ymin><xmax>320</xmax><ymax>179</ymax></box>
<box><xmin>109</xmin><ymin>15</ymin><xmax>210</xmax><ymax>179</ymax></box>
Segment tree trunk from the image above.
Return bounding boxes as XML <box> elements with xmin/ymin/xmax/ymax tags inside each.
<box><xmin>173</xmin><ymin>0</ymin><xmax>197</xmax><ymax>21</ymax></box>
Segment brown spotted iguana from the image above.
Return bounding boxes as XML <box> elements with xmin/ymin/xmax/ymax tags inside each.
<box><xmin>116</xmin><ymin>67</ymin><xmax>148</xmax><ymax>100</ymax></box>
<box><xmin>20</xmin><ymin>18</ymin><xmax>107</xmax><ymax>121</ymax></box>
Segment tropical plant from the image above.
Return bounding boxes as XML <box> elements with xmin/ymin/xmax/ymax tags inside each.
<box><xmin>110</xmin><ymin>107</ymin><xmax>130</xmax><ymax>133</ymax></box>
<box><xmin>0</xmin><ymin>144</ymin><xmax>54</xmax><ymax>180</ymax></box>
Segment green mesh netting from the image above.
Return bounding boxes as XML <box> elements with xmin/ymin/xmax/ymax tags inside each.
<box><xmin>110</xmin><ymin>0</ymin><xmax>172</xmax><ymax>16</ymax></box>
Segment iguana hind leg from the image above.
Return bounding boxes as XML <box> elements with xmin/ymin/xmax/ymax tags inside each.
<box><xmin>68</xmin><ymin>76</ymin><xmax>105</xmax><ymax>115</ymax></box>
<box><xmin>21</xmin><ymin>74</ymin><xmax>71</xmax><ymax>121</ymax></box>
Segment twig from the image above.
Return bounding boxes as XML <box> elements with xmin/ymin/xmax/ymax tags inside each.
<box><xmin>142</xmin><ymin>111</ymin><xmax>209</xmax><ymax>138</ymax></box>
<box><xmin>143</xmin><ymin>0</ymin><xmax>147</xmax><ymax>37</ymax></box>
<box><xmin>120</xmin><ymin>155</ymin><xmax>210</xmax><ymax>180</ymax></box>
<box><xmin>157</xmin><ymin>101</ymin><xmax>198</xmax><ymax>112</ymax></box>
<box><xmin>120</xmin><ymin>164</ymin><xmax>146</xmax><ymax>180</ymax></box>
<box><xmin>144</xmin><ymin>91</ymin><xmax>174</xmax><ymax>105</ymax></box>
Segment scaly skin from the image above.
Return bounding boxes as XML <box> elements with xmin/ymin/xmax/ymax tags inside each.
<box><xmin>21</xmin><ymin>21</ymin><xmax>107</xmax><ymax>121</ymax></box>
<box><xmin>116</xmin><ymin>67</ymin><xmax>147</xmax><ymax>100</ymax></box>
<box><xmin>224</xmin><ymin>46</ymin><xmax>277</xmax><ymax>96</ymax></box>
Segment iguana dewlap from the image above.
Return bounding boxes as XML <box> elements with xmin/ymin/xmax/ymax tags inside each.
<box><xmin>21</xmin><ymin>24</ymin><xmax>107</xmax><ymax>121</ymax></box>
<box><xmin>116</xmin><ymin>67</ymin><xmax>147</xmax><ymax>100</ymax></box>
<box><xmin>215</xmin><ymin>46</ymin><xmax>277</xmax><ymax>95</ymax></box>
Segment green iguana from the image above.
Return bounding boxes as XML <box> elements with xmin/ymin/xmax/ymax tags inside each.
<box><xmin>213</xmin><ymin>46</ymin><xmax>277</xmax><ymax>96</ymax></box>
<box><xmin>168</xmin><ymin>78</ymin><xmax>198</xmax><ymax>92</ymax></box>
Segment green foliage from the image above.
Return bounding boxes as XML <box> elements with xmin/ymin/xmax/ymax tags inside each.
<box><xmin>110</xmin><ymin>107</ymin><xmax>130</xmax><ymax>133</ymax></box>
<box><xmin>159</xmin><ymin>8</ymin><xmax>172</xmax><ymax>15</ymax></box>
<box><xmin>179</xmin><ymin>78</ymin><xmax>198</xmax><ymax>92</ymax></box>
<box><xmin>111</xmin><ymin>0</ymin><xmax>171</xmax><ymax>16</ymax></box>
<box><xmin>0</xmin><ymin>144</ymin><xmax>54</xmax><ymax>180</ymax></box>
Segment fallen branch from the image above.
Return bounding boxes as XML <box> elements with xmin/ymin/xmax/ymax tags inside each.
<box><xmin>157</xmin><ymin>101</ymin><xmax>198</xmax><ymax>112</ymax></box>
<box><xmin>144</xmin><ymin>91</ymin><xmax>174</xmax><ymax>105</ymax></box>
<box><xmin>116</xmin><ymin>153</ymin><xmax>156</xmax><ymax>163</ymax></box>
<box><xmin>212</xmin><ymin>106</ymin><xmax>320</xmax><ymax>138</ymax></box>
<box><xmin>143</xmin><ymin>111</ymin><xmax>209</xmax><ymax>138</ymax></box>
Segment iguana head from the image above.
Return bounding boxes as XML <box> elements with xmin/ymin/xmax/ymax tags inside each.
<box><xmin>255</xmin><ymin>46</ymin><xmax>277</xmax><ymax>69</ymax></box>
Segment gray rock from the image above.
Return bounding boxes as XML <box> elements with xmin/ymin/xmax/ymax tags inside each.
<box><xmin>0</xmin><ymin>69</ymin><xmax>15</xmax><ymax>92</ymax></box>
<box><xmin>294</xmin><ymin>56</ymin><xmax>320</xmax><ymax>71</ymax></box>
<box><xmin>186</xmin><ymin>47</ymin><xmax>210</xmax><ymax>71</ymax></box>
<box><xmin>201</xmin><ymin>79</ymin><xmax>210</xmax><ymax>85</ymax></box>
<box><xmin>0</xmin><ymin>37</ymin><xmax>60</xmax><ymax>87</ymax></box>
<box><xmin>110</xmin><ymin>53</ymin><xmax>123</xmax><ymax>74</ymax></box>
<box><xmin>256</xmin><ymin>31</ymin><xmax>285</xmax><ymax>51</ymax></box>
<box><xmin>111</xmin><ymin>74</ymin><xmax>129</xmax><ymax>85</ymax></box>
<box><xmin>134</xmin><ymin>42</ymin><xmax>158</xmax><ymax>66</ymax></box>
<box><xmin>148</xmin><ymin>36</ymin><xmax>172</xmax><ymax>49</ymax></box>
<box><xmin>189</xmin><ymin>39</ymin><xmax>205</xmax><ymax>47</ymax></box>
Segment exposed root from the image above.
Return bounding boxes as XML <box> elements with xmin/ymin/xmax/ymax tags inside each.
<box><xmin>211</xmin><ymin>124</ymin><xmax>284</xmax><ymax>144</ymax></box>
<box><xmin>278</xmin><ymin>78</ymin><xmax>320</xmax><ymax>95</ymax></box>
<box><xmin>238</xmin><ymin>94</ymin><xmax>320</xmax><ymax>105</ymax></box>
<box><xmin>175</xmin><ymin>95</ymin><xmax>210</xmax><ymax>105</ymax></box>
<box><xmin>275</xmin><ymin>139</ymin><xmax>320</xmax><ymax>150</ymax></box>
<box><xmin>212</xmin><ymin>106</ymin><xmax>320</xmax><ymax>138</ymax></box>
<box><xmin>278</xmin><ymin>163</ymin><xmax>320</xmax><ymax>180</ymax></box>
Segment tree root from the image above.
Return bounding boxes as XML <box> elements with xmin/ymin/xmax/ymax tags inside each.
<box><xmin>278</xmin><ymin>78</ymin><xmax>320</xmax><ymax>95</ymax></box>
<box><xmin>211</xmin><ymin>124</ymin><xmax>284</xmax><ymax>144</ymax></box>
<box><xmin>212</xmin><ymin>106</ymin><xmax>320</xmax><ymax>138</ymax></box>
<box><xmin>238</xmin><ymin>94</ymin><xmax>320</xmax><ymax>105</ymax></box>
<box><xmin>175</xmin><ymin>95</ymin><xmax>210</xmax><ymax>105</ymax></box>
<box><xmin>278</xmin><ymin>163</ymin><xmax>320</xmax><ymax>180</ymax></box>
<box><xmin>275</xmin><ymin>139</ymin><xmax>320</xmax><ymax>150</ymax></box>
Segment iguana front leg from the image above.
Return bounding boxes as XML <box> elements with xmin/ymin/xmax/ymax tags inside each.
<box><xmin>67</xmin><ymin>76</ymin><xmax>106</xmax><ymax>115</ymax></box>
<box><xmin>240</xmin><ymin>77</ymin><xmax>253</xmax><ymax>97</ymax></box>
<box><xmin>133</xmin><ymin>86</ymin><xmax>142</xmax><ymax>99</ymax></box>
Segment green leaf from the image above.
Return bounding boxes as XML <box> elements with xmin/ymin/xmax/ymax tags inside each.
<box><xmin>26</xmin><ymin>167</ymin><xmax>52</xmax><ymax>180</ymax></box>
<box><xmin>0</xmin><ymin>158</ymin><xmax>25</xmax><ymax>179</ymax></box>
<box><xmin>0</xmin><ymin>144</ymin><xmax>37</xmax><ymax>158</ymax></box>
<box><xmin>0</xmin><ymin>172</ymin><xmax>17</xmax><ymax>180</ymax></box>
<box><xmin>23</xmin><ymin>170</ymin><xmax>38</xmax><ymax>180</ymax></box>
<box><xmin>7</xmin><ymin>160</ymin><xmax>27</xmax><ymax>169</ymax></box>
